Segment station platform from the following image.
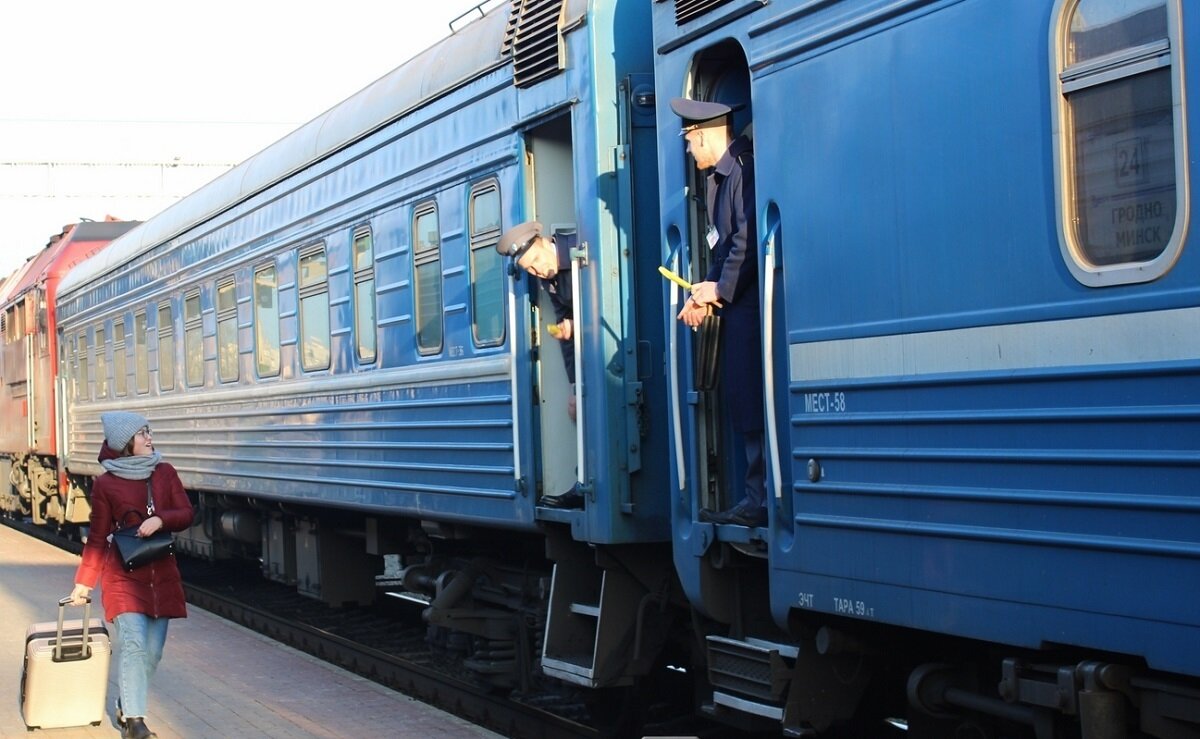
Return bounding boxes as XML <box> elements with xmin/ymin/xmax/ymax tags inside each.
<box><xmin>0</xmin><ymin>523</ymin><xmax>501</xmax><ymax>738</ymax></box>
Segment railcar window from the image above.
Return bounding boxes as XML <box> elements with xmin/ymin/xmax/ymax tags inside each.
<box><xmin>68</xmin><ymin>338</ymin><xmax>79</xmax><ymax>400</ymax></box>
<box><xmin>254</xmin><ymin>265</ymin><xmax>280</xmax><ymax>377</ymax></box>
<box><xmin>37</xmin><ymin>293</ymin><xmax>49</xmax><ymax>356</ymax></box>
<box><xmin>1054</xmin><ymin>0</ymin><xmax>1186</xmax><ymax>285</ymax></box>
<box><xmin>352</xmin><ymin>227</ymin><xmax>377</xmax><ymax>363</ymax></box>
<box><xmin>95</xmin><ymin>326</ymin><xmax>108</xmax><ymax>399</ymax></box>
<box><xmin>298</xmin><ymin>247</ymin><xmax>331</xmax><ymax>371</ymax></box>
<box><xmin>134</xmin><ymin>312</ymin><xmax>149</xmax><ymax>394</ymax></box>
<box><xmin>113</xmin><ymin>319</ymin><xmax>127</xmax><ymax>397</ymax></box>
<box><xmin>217</xmin><ymin>279</ymin><xmax>239</xmax><ymax>383</ymax></box>
<box><xmin>79</xmin><ymin>333</ymin><xmax>90</xmax><ymax>400</ymax></box>
<box><xmin>412</xmin><ymin>203</ymin><xmax>443</xmax><ymax>354</ymax></box>
<box><xmin>158</xmin><ymin>303</ymin><xmax>175</xmax><ymax>392</ymax></box>
<box><xmin>185</xmin><ymin>291</ymin><xmax>203</xmax><ymax>387</ymax></box>
<box><xmin>469</xmin><ymin>182</ymin><xmax>504</xmax><ymax>346</ymax></box>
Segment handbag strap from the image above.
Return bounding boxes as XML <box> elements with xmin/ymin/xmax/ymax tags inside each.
<box><xmin>112</xmin><ymin>481</ymin><xmax>158</xmax><ymax>529</ymax></box>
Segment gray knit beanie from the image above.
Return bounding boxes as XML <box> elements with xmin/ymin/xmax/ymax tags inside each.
<box><xmin>101</xmin><ymin>411</ymin><xmax>148</xmax><ymax>452</ymax></box>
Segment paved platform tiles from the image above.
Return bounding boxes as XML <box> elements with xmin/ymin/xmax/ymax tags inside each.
<box><xmin>0</xmin><ymin>524</ymin><xmax>501</xmax><ymax>738</ymax></box>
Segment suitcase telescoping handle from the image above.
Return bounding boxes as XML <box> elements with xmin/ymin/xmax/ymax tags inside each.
<box><xmin>54</xmin><ymin>595</ymin><xmax>93</xmax><ymax>661</ymax></box>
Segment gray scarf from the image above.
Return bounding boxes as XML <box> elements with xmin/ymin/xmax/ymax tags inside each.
<box><xmin>100</xmin><ymin>451</ymin><xmax>162</xmax><ymax>480</ymax></box>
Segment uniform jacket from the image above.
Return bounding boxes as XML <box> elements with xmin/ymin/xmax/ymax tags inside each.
<box><xmin>705</xmin><ymin>135</ymin><xmax>763</xmax><ymax>432</ymax></box>
<box><xmin>541</xmin><ymin>231</ymin><xmax>576</xmax><ymax>384</ymax></box>
<box><xmin>74</xmin><ymin>444</ymin><xmax>194</xmax><ymax>621</ymax></box>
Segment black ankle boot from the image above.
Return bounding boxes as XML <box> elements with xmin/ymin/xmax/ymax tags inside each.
<box><xmin>122</xmin><ymin>717</ymin><xmax>157</xmax><ymax>739</ymax></box>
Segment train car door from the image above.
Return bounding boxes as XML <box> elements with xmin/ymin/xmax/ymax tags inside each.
<box><xmin>523</xmin><ymin>115</ymin><xmax>579</xmax><ymax>502</ymax></box>
<box><xmin>681</xmin><ymin>44</ymin><xmax>778</xmax><ymax>519</ymax></box>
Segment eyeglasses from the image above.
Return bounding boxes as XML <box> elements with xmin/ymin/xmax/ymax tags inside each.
<box><xmin>135</xmin><ymin>427</ymin><xmax>153</xmax><ymax>438</ymax></box>
<box><xmin>507</xmin><ymin>235</ymin><xmax>537</xmax><ymax>259</ymax></box>
<box><xmin>679</xmin><ymin>124</ymin><xmax>700</xmax><ymax>137</ymax></box>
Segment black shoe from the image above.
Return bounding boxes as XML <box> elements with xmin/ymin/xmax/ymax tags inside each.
<box><xmin>538</xmin><ymin>490</ymin><xmax>584</xmax><ymax>509</ymax></box>
<box><xmin>700</xmin><ymin>505</ymin><xmax>767</xmax><ymax>527</ymax></box>
<box><xmin>728</xmin><ymin>506</ymin><xmax>768</xmax><ymax>527</ymax></box>
<box><xmin>123</xmin><ymin>717</ymin><xmax>157</xmax><ymax>739</ymax></box>
<box><xmin>698</xmin><ymin>507</ymin><xmax>730</xmax><ymax>524</ymax></box>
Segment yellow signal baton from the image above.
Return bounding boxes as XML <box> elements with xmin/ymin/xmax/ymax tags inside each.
<box><xmin>657</xmin><ymin>265</ymin><xmax>693</xmax><ymax>291</ymax></box>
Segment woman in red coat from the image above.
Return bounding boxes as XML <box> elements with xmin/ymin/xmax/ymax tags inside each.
<box><xmin>69</xmin><ymin>411</ymin><xmax>193</xmax><ymax>739</ymax></box>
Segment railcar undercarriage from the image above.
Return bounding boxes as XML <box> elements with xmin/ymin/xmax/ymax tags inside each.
<box><xmin>2</xmin><ymin>453</ymin><xmax>89</xmax><ymax>527</ymax></box>
<box><xmin>170</xmin><ymin>493</ymin><xmax>684</xmax><ymax>697</ymax></box>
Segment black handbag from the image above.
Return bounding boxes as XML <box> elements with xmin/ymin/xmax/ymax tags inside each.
<box><xmin>111</xmin><ymin>480</ymin><xmax>174</xmax><ymax>572</ymax></box>
<box><xmin>694</xmin><ymin>305</ymin><xmax>722</xmax><ymax>391</ymax></box>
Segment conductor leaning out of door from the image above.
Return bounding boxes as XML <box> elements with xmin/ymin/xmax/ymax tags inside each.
<box><xmin>69</xmin><ymin>411</ymin><xmax>194</xmax><ymax>739</ymax></box>
<box><xmin>497</xmin><ymin>220</ymin><xmax>579</xmax><ymax>423</ymax></box>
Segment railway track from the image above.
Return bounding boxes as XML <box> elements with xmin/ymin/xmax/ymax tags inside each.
<box><xmin>3</xmin><ymin>517</ymin><xmax>717</xmax><ymax>739</ymax></box>
<box><xmin>179</xmin><ymin>557</ymin><xmax>603</xmax><ymax>739</ymax></box>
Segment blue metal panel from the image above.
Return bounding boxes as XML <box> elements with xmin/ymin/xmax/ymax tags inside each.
<box><xmin>558</xmin><ymin>0</ymin><xmax>669</xmax><ymax>546</ymax></box>
<box><xmin>652</xmin><ymin>20</ymin><xmax>714</xmax><ymax>612</ymax></box>
<box><xmin>655</xmin><ymin>0</ymin><xmax>1200</xmax><ymax>677</ymax></box>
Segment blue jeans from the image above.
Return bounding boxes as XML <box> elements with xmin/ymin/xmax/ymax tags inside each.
<box><xmin>113</xmin><ymin>613</ymin><xmax>169</xmax><ymax>719</ymax></box>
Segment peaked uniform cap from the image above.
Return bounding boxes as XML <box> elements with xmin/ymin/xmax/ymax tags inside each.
<box><xmin>496</xmin><ymin>221</ymin><xmax>544</xmax><ymax>258</ymax></box>
<box><xmin>669</xmin><ymin>97</ymin><xmax>740</xmax><ymax>125</ymax></box>
<box><xmin>101</xmin><ymin>411</ymin><xmax>148</xmax><ymax>452</ymax></box>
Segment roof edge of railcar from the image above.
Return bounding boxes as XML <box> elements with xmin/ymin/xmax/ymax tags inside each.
<box><xmin>2</xmin><ymin>221</ymin><xmax>139</xmax><ymax>308</ymax></box>
<box><xmin>58</xmin><ymin>3</ymin><xmax>517</xmax><ymax>299</ymax></box>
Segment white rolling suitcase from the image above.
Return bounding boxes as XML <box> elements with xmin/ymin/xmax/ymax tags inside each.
<box><xmin>20</xmin><ymin>596</ymin><xmax>112</xmax><ymax>729</ymax></box>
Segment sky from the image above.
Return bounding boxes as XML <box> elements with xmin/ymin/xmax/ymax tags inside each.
<box><xmin>0</xmin><ymin>0</ymin><xmax>504</xmax><ymax>280</ymax></box>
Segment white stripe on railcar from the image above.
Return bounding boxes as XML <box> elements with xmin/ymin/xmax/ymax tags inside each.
<box><xmin>791</xmin><ymin>306</ymin><xmax>1200</xmax><ymax>383</ymax></box>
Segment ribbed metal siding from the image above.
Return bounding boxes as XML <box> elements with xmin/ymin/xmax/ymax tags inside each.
<box><xmin>504</xmin><ymin>0</ymin><xmax>565</xmax><ymax>88</ymax></box>
<box><xmin>675</xmin><ymin>0</ymin><xmax>734</xmax><ymax>25</ymax></box>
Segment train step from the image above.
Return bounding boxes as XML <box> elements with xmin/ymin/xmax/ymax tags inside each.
<box><xmin>705</xmin><ymin>635</ymin><xmax>798</xmax><ymax>718</ymax></box>
<box><xmin>541</xmin><ymin>556</ymin><xmax>643</xmax><ymax>688</ymax></box>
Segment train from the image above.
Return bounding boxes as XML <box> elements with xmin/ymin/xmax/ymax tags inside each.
<box><xmin>1</xmin><ymin>219</ymin><xmax>139</xmax><ymax>527</ymax></box>
<box><xmin>2</xmin><ymin>0</ymin><xmax>1197</xmax><ymax>736</ymax></box>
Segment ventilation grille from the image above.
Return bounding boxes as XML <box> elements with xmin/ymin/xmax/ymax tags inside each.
<box><xmin>503</xmin><ymin>0</ymin><xmax>565</xmax><ymax>88</ymax></box>
<box><xmin>675</xmin><ymin>0</ymin><xmax>734</xmax><ymax>25</ymax></box>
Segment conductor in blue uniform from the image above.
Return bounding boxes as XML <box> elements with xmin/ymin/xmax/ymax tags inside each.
<box><xmin>672</xmin><ymin>97</ymin><xmax>766</xmax><ymax>528</ymax></box>
<box><xmin>497</xmin><ymin>220</ymin><xmax>584</xmax><ymax>509</ymax></box>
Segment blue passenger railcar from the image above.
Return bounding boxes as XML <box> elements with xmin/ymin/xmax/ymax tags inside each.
<box><xmin>55</xmin><ymin>0</ymin><xmax>670</xmax><ymax>694</ymax></box>
<box><xmin>655</xmin><ymin>0</ymin><xmax>1200</xmax><ymax>735</ymax></box>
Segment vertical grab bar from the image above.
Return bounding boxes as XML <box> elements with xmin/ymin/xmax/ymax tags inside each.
<box><xmin>668</xmin><ymin>250</ymin><xmax>686</xmax><ymax>491</ymax></box>
<box><xmin>57</xmin><ymin>376</ymin><xmax>67</xmax><ymax>462</ymax></box>
<box><xmin>571</xmin><ymin>244</ymin><xmax>586</xmax><ymax>488</ymax></box>
<box><xmin>27</xmin><ymin>336</ymin><xmax>36</xmax><ymax>447</ymax></box>
<box><xmin>762</xmin><ymin>226</ymin><xmax>783</xmax><ymax>504</ymax></box>
<box><xmin>508</xmin><ymin>277</ymin><xmax>522</xmax><ymax>486</ymax></box>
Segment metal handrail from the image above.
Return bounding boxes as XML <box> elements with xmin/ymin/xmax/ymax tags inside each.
<box><xmin>508</xmin><ymin>277</ymin><xmax>522</xmax><ymax>486</ymax></box>
<box><xmin>668</xmin><ymin>250</ymin><xmax>686</xmax><ymax>491</ymax></box>
<box><xmin>762</xmin><ymin>225</ymin><xmax>782</xmax><ymax>503</ymax></box>
<box><xmin>571</xmin><ymin>244</ymin><xmax>586</xmax><ymax>487</ymax></box>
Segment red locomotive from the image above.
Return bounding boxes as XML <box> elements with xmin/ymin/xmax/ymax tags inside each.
<box><xmin>0</xmin><ymin>219</ymin><xmax>138</xmax><ymax>528</ymax></box>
